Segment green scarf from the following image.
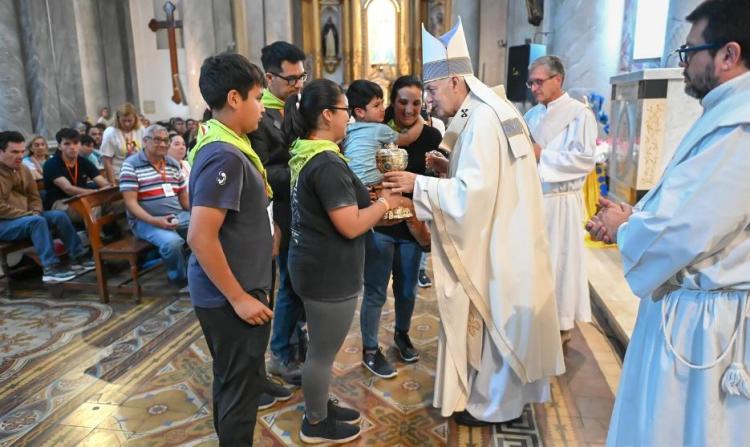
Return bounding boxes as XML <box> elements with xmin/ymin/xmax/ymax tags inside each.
<box><xmin>289</xmin><ymin>139</ymin><xmax>349</xmax><ymax>188</ymax></box>
<box><xmin>386</xmin><ymin>119</ymin><xmax>402</xmax><ymax>132</ymax></box>
<box><xmin>188</xmin><ymin>119</ymin><xmax>273</xmax><ymax>198</ymax></box>
<box><xmin>261</xmin><ymin>89</ymin><xmax>286</xmax><ymax>110</ymax></box>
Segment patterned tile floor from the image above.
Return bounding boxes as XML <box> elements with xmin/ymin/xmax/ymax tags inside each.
<box><xmin>0</xmin><ymin>265</ymin><xmax>621</xmax><ymax>446</ymax></box>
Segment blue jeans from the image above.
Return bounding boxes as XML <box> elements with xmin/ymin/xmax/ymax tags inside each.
<box><xmin>131</xmin><ymin>211</ymin><xmax>189</xmax><ymax>282</ymax></box>
<box><xmin>0</xmin><ymin>211</ymin><xmax>85</xmax><ymax>268</ymax></box>
<box><xmin>269</xmin><ymin>247</ymin><xmax>305</xmax><ymax>362</ymax></box>
<box><xmin>360</xmin><ymin>230</ymin><xmax>423</xmax><ymax>350</ymax></box>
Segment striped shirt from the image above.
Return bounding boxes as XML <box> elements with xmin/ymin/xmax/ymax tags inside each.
<box><xmin>119</xmin><ymin>151</ymin><xmax>185</xmax><ymax>222</ymax></box>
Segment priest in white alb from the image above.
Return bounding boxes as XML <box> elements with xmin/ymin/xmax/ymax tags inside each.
<box><xmin>383</xmin><ymin>18</ymin><xmax>565</xmax><ymax>426</ymax></box>
<box><xmin>587</xmin><ymin>0</ymin><xmax>750</xmax><ymax>444</ymax></box>
<box><xmin>524</xmin><ymin>55</ymin><xmax>597</xmax><ymax>343</ymax></box>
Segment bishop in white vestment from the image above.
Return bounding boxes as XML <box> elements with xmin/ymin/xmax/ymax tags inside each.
<box><xmin>384</xmin><ymin>18</ymin><xmax>565</xmax><ymax>425</ymax></box>
<box><xmin>587</xmin><ymin>6</ymin><xmax>750</xmax><ymax>445</ymax></box>
<box><xmin>524</xmin><ymin>56</ymin><xmax>597</xmax><ymax>335</ymax></box>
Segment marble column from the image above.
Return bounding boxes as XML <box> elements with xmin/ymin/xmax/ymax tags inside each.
<box><xmin>264</xmin><ymin>0</ymin><xmax>293</xmax><ymax>46</ymax></box>
<box><xmin>182</xmin><ymin>0</ymin><xmax>216</xmax><ymax>118</ymax></box>
<box><xmin>212</xmin><ymin>0</ymin><xmax>236</xmax><ymax>54</ymax></box>
<box><xmin>73</xmin><ymin>0</ymin><xmax>109</xmax><ymax>120</ymax></box>
<box><xmin>0</xmin><ymin>0</ymin><xmax>33</xmax><ymax>134</ymax></box>
<box><xmin>548</xmin><ymin>0</ymin><xmax>625</xmax><ymax>107</ymax></box>
<box><xmin>17</xmin><ymin>0</ymin><xmax>64</xmax><ymax>139</ymax></box>
<box><xmin>661</xmin><ymin>0</ymin><xmax>702</xmax><ymax>67</ymax></box>
<box><xmin>47</xmin><ymin>0</ymin><xmax>86</xmax><ymax>128</ymax></box>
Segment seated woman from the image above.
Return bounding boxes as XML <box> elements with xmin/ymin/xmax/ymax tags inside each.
<box><xmin>23</xmin><ymin>135</ymin><xmax>49</xmax><ymax>180</ymax></box>
<box><xmin>167</xmin><ymin>133</ymin><xmax>191</xmax><ymax>185</ymax></box>
<box><xmin>284</xmin><ymin>79</ymin><xmax>407</xmax><ymax>444</ymax></box>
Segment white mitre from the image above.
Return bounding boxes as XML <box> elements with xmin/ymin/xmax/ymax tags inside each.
<box><xmin>421</xmin><ymin>17</ymin><xmax>474</xmax><ymax>82</ymax></box>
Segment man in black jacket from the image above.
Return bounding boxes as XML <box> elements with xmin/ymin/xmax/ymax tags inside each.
<box><xmin>250</xmin><ymin>41</ymin><xmax>308</xmax><ymax>385</ymax></box>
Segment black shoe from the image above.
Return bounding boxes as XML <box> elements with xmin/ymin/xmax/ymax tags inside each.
<box><xmin>258</xmin><ymin>392</ymin><xmax>276</xmax><ymax>410</ymax></box>
<box><xmin>394</xmin><ymin>330</ymin><xmax>420</xmax><ymax>363</ymax></box>
<box><xmin>268</xmin><ymin>354</ymin><xmax>302</xmax><ymax>386</ymax></box>
<box><xmin>300</xmin><ymin>416</ymin><xmax>361</xmax><ymax>444</ymax></box>
<box><xmin>327</xmin><ymin>397</ymin><xmax>361</xmax><ymax>424</ymax></box>
<box><xmin>362</xmin><ymin>347</ymin><xmax>397</xmax><ymax>379</ymax></box>
<box><xmin>417</xmin><ymin>269</ymin><xmax>432</xmax><ymax>288</ymax></box>
<box><xmin>263</xmin><ymin>378</ymin><xmax>293</xmax><ymax>402</ymax></box>
<box><xmin>69</xmin><ymin>255</ymin><xmax>96</xmax><ymax>272</ymax></box>
<box><xmin>454</xmin><ymin>410</ymin><xmax>492</xmax><ymax>427</ymax></box>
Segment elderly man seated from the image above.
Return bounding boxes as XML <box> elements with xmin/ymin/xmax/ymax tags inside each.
<box><xmin>43</xmin><ymin>128</ymin><xmax>110</xmax><ymax>224</ymax></box>
<box><xmin>0</xmin><ymin>131</ymin><xmax>94</xmax><ymax>282</ymax></box>
<box><xmin>120</xmin><ymin>124</ymin><xmax>190</xmax><ymax>290</ymax></box>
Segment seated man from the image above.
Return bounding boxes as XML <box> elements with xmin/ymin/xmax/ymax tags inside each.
<box><xmin>0</xmin><ymin>131</ymin><xmax>94</xmax><ymax>282</ymax></box>
<box><xmin>120</xmin><ymin>124</ymin><xmax>190</xmax><ymax>290</ymax></box>
<box><xmin>43</xmin><ymin>128</ymin><xmax>110</xmax><ymax>224</ymax></box>
<box><xmin>80</xmin><ymin>134</ymin><xmax>103</xmax><ymax>170</ymax></box>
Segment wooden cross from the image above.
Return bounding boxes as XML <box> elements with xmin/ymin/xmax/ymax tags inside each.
<box><xmin>148</xmin><ymin>1</ymin><xmax>186</xmax><ymax>105</ymax></box>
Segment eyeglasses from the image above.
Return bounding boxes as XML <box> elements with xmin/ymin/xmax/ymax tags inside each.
<box><xmin>674</xmin><ymin>42</ymin><xmax>727</xmax><ymax>64</ymax></box>
<box><xmin>270</xmin><ymin>71</ymin><xmax>308</xmax><ymax>86</ymax></box>
<box><xmin>328</xmin><ymin>107</ymin><xmax>351</xmax><ymax>117</ymax></box>
<box><xmin>526</xmin><ymin>75</ymin><xmax>557</xmax><ymax>89</ymax></box>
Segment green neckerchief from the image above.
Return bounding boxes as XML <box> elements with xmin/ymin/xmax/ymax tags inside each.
<box><xmin>289</xmin><ymin>139</ymin><xmax>349</xmax><ymax>188</ymax></box>
<box><xmin>188</xmin><ymin>118</ymin><xmax>273</xmax><ymax>198</ymax></box>
<box><xmin>386</xmin><ymin>119</ymin><xmax>402</xmax><ymax>133</ymax></box>
<box><xmin>261</xmin><ymin>89</ymin><xmax>286</xmax><ymax>110</ymax></box>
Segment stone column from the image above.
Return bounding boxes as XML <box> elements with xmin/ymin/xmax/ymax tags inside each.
<box><xmin>73</xmin><ymin>0</ymin><xmax>109</xmax><ymax>120</ymax></box>
<box><xmin>661</xmin><ymin>0</ymin><xmax>702</xmax><ymax>67</ymax></box>
<box><xmin>182</xmin><ymin>0</ymin><xmax>216</xmax><ymax>118</ymax></box>
<box><xmin>264</xmin><ymin>0</ymin><xmax>293</xmax><ymax>45</ymax></box>
<box><xmin>477</xmin><ymin>0</ymin><xmax>507</xmax><ymax>86</ymax></box>
<box><xmin>0</xmin><ymin>0</ymin><xmax>33</xmax><ymax>134</ymax></box>
<box><xmin>548</xmin><ymin>0</ymin><xmax>625</xmax><ymax>106</ymax></box>
<box><xmin>47</xmin><ymin>0</ymin><xmax>86</xmax><ymax>128</ymax></box>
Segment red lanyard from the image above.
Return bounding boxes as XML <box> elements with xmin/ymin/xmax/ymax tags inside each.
<box><xmin>64</xmin><ymin>158</ymin><xmax>78</xmax><ymax>185</ymax></box>
<box><xmin>153</xmin><ymin>159</ymin><xmax>167</xmax><ymax>182</ymax></box>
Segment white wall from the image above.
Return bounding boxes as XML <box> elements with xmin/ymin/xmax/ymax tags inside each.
<box><xmin>129</xmin><ymin>0</ymin><xmax>191</xmax><ymax>121</ymax></box>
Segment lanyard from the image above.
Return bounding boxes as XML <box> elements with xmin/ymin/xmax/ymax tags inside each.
<box><xmin>152</xmin><ymin>159</ymin><xmax>167</xmax><ymax>182</ymax></box>
<box><xmin>64</xmin><ymin>158</ymin><xmax>78</xmax><ymax>185</ymax></box>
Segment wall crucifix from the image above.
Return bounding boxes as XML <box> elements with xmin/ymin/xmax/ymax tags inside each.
<box><xmin>148</xmin><ymin>1</ymin><xmax>187</xmax><ymax>105</ymax></box>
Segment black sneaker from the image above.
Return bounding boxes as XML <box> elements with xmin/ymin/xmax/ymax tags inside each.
<box><xmin>417</xmin><ymin>269</ymin><xmax>432</xmax><ymax>288</ymax></box>
<box><xmin>300</xmin><ymin>415</ymin><xmax>361</xmax><ymax>444</ymax></box>
<box><xmin>263</xmin><ymin>378</ymin><xmax>293</xmax><ymax>402</ymax></box>
<box><xmin>258</xmin><ymin>392</ymin><xmax>276</xmax><ymax>410</ymax></box>
<box><xmin>454</xmin><ymin>410</ymin><xmax>492</xmax><ymax>427</ymax></box>
<box><xmin>394</xmin><ymin>330</ymin><xmax>420</xmax><ymax>363</ymax></box>
<box><xmin>362</xmin><ymin>347</ymin><xmax>397</xmax><ymax>379</ymax></box>
<box><xmin>42</xmin><ymin>265</ymin><xmax>77</xmax><ymax>283</ymax></box>
<box><xmin>327</xmin><ymin>397</ymin><xmax>361</xmax><ymax>424</ymax></box>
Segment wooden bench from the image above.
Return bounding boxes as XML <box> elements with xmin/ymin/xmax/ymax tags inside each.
<box><xmin>66</xmin><ymin>187</ymin><xmax>156</xmax><ymax>303</ymax></box>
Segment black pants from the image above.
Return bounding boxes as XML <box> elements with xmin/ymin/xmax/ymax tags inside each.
<box><xmin>195</xmin><ymin>302</ymin><xmax>271</xmax><ymax>446</ymax></box>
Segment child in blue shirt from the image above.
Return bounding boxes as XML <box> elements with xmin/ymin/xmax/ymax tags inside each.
<box><xmin>343</xmin><ymin>80</ymin><xmax>423</xmax><ymax>186</ymax></box>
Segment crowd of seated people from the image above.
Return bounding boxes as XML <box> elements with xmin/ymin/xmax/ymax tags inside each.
<box><xmin>0</xmin><ymin>105</ymin><xmax>199</xmax><ymax>290</ymax></box>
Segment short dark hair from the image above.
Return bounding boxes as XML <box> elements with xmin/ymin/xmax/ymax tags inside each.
<box><xmin>199</xmin><ymin>52</ymin><xmax>266</xmax><ymax>110</ymax></box>
<box><xmin>346</xmin><ymin>80</ymin><xmax>384</xmax><ymax>113</ymax></box>
<box><xmin>261</xmin><ymin>41</ymin><xmax>306</xmax><ymax>73</ymax></box>
<box><xmin>282</xmin><ymin>79</ymin><xmax>344</xmax><ymax>146</ymax></box>
<box><xmin>80</xmin><ymin>134</ymin><xmax>95</xmax><ymax>146</ymax></box>
<box><xmin>94</xmin><ymin>123</ymin><xmax>106</xmax><ymax>131</ymax></box>
<box><xmin>56</xmin><ymin>128</ymin><xmax>81</xmax><ymax>144</ymax></box>
<box><xmin>0</xmin><ymin>131</ymin><xmax>25</xmax><ymax>151</ymax></box>
<box><xmin>686</xmin><ymin>0</ymin><xmax>750</xmax><ymax>68</ymax></box>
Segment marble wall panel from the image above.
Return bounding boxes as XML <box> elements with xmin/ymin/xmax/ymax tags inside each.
<box><xmin>477</xmin><ymin>0</ymin><xmax>507</xmax><ymax>87</ymax></box>
<box><xmin>97</xmin><ymin>0</ymin><xmax>139</xmax><ymax>111</ymax></box>
<box><xmin>0</xmin><ymin>0</ymin><xmax>33</xmax><ymax>134</ymax></box>
<box><xmin>451</xmin><ymin>0</ymin><xmax>480</xmax><ymax>73</ymax></box>
<box><xmin>212</xmin><ymin>0</ymin><xmax>236</xmax><ymax>54</ymax></box>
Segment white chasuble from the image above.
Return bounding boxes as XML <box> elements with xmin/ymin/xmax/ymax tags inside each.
<box><xmin>524</xmin><ymin>93</ymin><xmax>597</xmax><ymax>330</ymax></box>
<box><xmin>413</xmin><ymin>77</ymin><xmax>565</xmax><ymax>420</ymax></box>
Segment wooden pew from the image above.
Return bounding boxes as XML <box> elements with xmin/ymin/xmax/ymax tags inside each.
<box><xmin>66</xmin><ymin>187</ymin><xmax>155</xmax><ymax>303</ymax></box>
